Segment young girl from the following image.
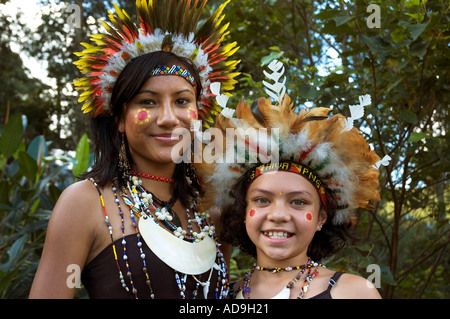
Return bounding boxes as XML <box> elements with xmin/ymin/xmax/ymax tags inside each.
<box><xmin>29</xmin><ymin>0</ymin><xmax>239</xmax><ymax>299</ymax></box>
<box><xmin>198</xmin><ymin>93</ymin><xmax>385</xmax><ymax>299</ymax></box>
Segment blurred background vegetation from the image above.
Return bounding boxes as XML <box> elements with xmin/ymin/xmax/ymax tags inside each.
<box><xmin>0</xmin><ymin>0</ymin><xmax>448</xmax><ymax>298</ymax></box>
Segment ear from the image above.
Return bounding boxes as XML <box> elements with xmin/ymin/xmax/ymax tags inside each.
<box><xmin>317</xmin><ymin>208</ymin><xmax>327</xmax><ymax>231</ymax></box>
<box><xmin>118</xmin><ymin>119</ymin><xmax>125</xmax><ymax>133</ymax></box>
<box><xmin>117</xmin><ymin>104</ymin><xmax>126</xmax><ymax>133</ymax></box>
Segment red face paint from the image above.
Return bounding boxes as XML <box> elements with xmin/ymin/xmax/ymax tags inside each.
<box><xmin>249</xmin><ymin>209</ymin><xmax>256</xmax><ymax>217</ymax></box>
<box><xmin>305</xmin><ymin>212</ymin><xmax>312</xmax><ymax>222</ymax></box>
<box><xmin>187</xmin><ymin>107</ymin><xmax>198</xmax><ymax>120</ymax></box>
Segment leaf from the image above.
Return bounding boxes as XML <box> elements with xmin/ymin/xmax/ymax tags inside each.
<box><xmin>359</xmin><ymin>35</ymin><xmax>390</xmax><ymax>57</ymax></box>
<box><xmin>399</xmin><ymin>108</ymin><xmax>418</xmax><ymax>124</ymax></box>
<box><xmin>72</xmin><ymin>133</ymin><xmax>90</xmax><ymax>177</ymax></box>
<box><xmin>332</xmin><ymin>15</ymin><xmax>354</xmax><ymax>27</ymax></box>
<box><xmin>408</xmin><ymin>21</ymin><xmax>429</xmax><ymax>40</ymax></box>
<box><xmin>0</xmin><ymin>180</ymin><xmax>10</xmax><ymax>205</ymax></box>
<box><xmin>408</xmin><ymin>132</ymin><xmax>428</xmax><ymax>142</ymax></box>
<box><xmin>391</xmin><ymin>28</ymin><xmax>406</xmax><ymax>43</ymax></box>
<box><xmin>0</xmin><ymin>114</ymin><xmax>24</xmax><ymax>159</ymax></box>
<box><xmin>410</xmin><ymin>40</ymin><xmax>430</xmax><ymax>58</ymax></box>
<box><xmin>48</xmin><ymin>184</ymin><xmax>63</xmax><ymax>205</ymax></box>
<box><xmin>260</xmin><ymin>51</ymin><xmax>284</xmax><ymax>67</ymax></box>
<box><xmin>27</xmin><ymin>135</ymin><xmax>48</xmax><ymax>167</ymax></box>
<box><xmin>1</xmin><ymin>235</ymin><xmax>27</xmax><ymax>273</ymax></box>
<box><xmin>18</xmin><ymin>151</ymin><xmax>38</xmax><ymax>183</ymax></box>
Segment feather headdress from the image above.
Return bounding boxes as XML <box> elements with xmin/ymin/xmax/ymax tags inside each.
<box><xmin>197</xmin><ymin>60</ymin><xmax>387</xmax><ymax>225</ymax></box>
<box><xmin>73</xmin><ymin>0</ymin><xmax>239</xmax><ymax>126</ymax></box>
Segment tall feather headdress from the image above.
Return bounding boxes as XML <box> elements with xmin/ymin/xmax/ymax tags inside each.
<box><xmin>197</xmin><ymin>60</ymin><xmax>388</xmax><ymax>225</ymax></box>
<box><xmin>73</xmin><ymin>0</ymin><xmax>240</xmax><ymax>127</ymax></box>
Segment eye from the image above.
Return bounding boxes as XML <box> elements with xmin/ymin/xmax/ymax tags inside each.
<box><xmin>291</xmin><ymin>199</ymin><xmax>307</xmax><ymax>207</ymax></box>
<box><xmin>176</xmin><ymin>98</ymin><xmax>191</xmax><ymax>106</ymax></box>
<box><xmin>140</xmin><ymin>99</ymin><xmax>156</xmax><ymax>106</ymax></box>
<box><xmin>254</xmin><ymin>197</ymin><xmax>270</xmax><ymax>205</ymax></box>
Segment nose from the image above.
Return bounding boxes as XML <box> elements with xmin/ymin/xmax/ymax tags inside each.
<box><xmin>156</xmin><ymin>100</ymin><xmax>180</xmax><ymax>127</ymax></box>
<box><xmin>267</xmin><ymin>201</ymin><xmax>291</xmax><ymax>223</ymax></box>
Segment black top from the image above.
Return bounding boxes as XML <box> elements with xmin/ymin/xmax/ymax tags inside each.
<box><xmin>81</xmin><ymin>233</ymin><xmax>220</xmax><ymax>299</ymax></box>
<box><xmin>309</xmin><ymin>271</ymin><xmax>344</xmax><ymax>299</ymax></box>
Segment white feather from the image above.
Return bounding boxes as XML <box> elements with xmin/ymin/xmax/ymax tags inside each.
<box><xmin>342</xmin><ymin>94</ymin><xmax>371</xmax><ymax>132</ymax></box>
<box><xmin>262</xmin><ymin>59</ymin><xmax>286</xmax><ymax>104</ymax></box>
<box><xmin>373</xmin><ymin>155</ymin><xmax>391</xmax><ymax>169</ymax></box>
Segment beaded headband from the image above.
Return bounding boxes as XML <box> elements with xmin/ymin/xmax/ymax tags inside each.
<box><xmin>149</xmin><ymin>65</ymin><xmax>195</xmax><ymax>87</ymax></box>
<box><xmin>73</xmin><ymin>0</ymin><xmax>239</xmax><ymax>126</ymax></box>
<box><xmin>247</xmin><ymin>162</ymin><xmax>327</xmax><ymax>209</ymax></box>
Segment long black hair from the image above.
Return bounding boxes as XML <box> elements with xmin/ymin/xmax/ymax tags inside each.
<box><xmin>83</xmin><ymin>51</ymin><xmax>203</xmax><ymax>206</ymax></box>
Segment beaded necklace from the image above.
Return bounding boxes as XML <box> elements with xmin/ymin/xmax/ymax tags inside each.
<box><xmin>90</xmin><ymin>177</ymin><xmax>228</xmax><ymax>299</ymax></box>
<box><xmin>240</xmin><ymin>258</ymin><xmax>323</xmax><ymax>299</ymax></box>
<box><xmin>130</xmin><ymin>170</ymin><xmax>175</xmax><ymax>183</ymax></box>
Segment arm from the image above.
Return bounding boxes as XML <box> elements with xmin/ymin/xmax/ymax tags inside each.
<box><xmin>29</xmin><ymin>180</ymin><xmax>99</xmax><ymax>298</ymax></box>
<box><xmin>332</xmin><ymin>273</ymin><xmax>382</xmax><ymax>299</ymax></box>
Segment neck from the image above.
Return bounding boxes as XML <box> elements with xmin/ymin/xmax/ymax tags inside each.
<box><xmin>131</xmin><ymin>161</ymin><xmax>177</xmax><ymax>200</ymax></box>
<box><xmin>255</xmin><ymin>252</ymin><xmax>310</xmax><ymax>270</ymax></box>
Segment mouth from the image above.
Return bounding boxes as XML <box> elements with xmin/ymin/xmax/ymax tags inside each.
<box><xmin>262</xmin><ymin>231</ymin><xmax>294</xmax><ymax>239</ymax></box>
<box><xmin>152</xmin><ymin>133</ymin><xmax>181</xmax><ymax>142</ymax></box>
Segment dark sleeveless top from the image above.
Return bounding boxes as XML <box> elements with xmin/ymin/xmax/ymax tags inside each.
<box><xmin>309</xmin><ymin>271</ymin><xmax>344</xmax><ymax>299</ymax></box>
<box><xmin>81</xmin><ymin>233</ymin><xmax>220</xmax><ymax>299</ymax></box>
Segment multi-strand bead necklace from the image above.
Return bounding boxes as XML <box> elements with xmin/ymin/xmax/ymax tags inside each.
<box><xmin>90</xmin><ymin>175</ymin><xmax>228</xmax><ymax>299</ymax></box>
<box><xmin>240</xmin><ymin>258</ymin><xmax>323</xmax><ymax>299</ymax></box>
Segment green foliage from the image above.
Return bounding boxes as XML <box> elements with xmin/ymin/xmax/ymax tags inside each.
<box><xmin>0</xmin><ymin>114</ymin><xmax>90</xmax><ymax>298</ymax></box>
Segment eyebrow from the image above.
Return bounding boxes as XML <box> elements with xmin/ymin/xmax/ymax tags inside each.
<box><xmin>136</xmin><ymin>89</ymin><xmax>194</xmax><ymax>96</ymax></box>
<box><xmin>249</xmin><ymin>188</ymin><xmax>313</xmax><ymax>197</ymax></box>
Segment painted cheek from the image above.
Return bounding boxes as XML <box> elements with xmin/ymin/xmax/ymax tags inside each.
<box><xmin>249</xmin><ymin>209</ymin><xmax>256</xmax><ymax>217</ymax></box>
<box><xmin>187</xmin><ymin>106</ymin><xmax>198</xmax><ymax>120</ymax></box>
<box><xmin>304</xmin><ymin>212</ymin><xmax>313</xmax><ymax>222</ymax></box>
<box><xmin>135</xmin><ymin>109</ymin><xmax>151</xmax><ymax>125</ymax></box>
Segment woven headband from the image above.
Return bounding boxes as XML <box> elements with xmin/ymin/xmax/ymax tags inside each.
<box><xmin>149</xmin><ymin>65</ymin><xmax>196</xmax><ymax>87</ymax></box>
<box><xmin>247</xmin><ymin>162</ymin><xmax>327</xmax><ymax>209</ymax></box>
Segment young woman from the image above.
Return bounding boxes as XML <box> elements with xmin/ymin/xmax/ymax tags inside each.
<box><xmin>198</xmin><ymin>93</ymin><xmax>385</xmax><ymax>299</ymax></box>
<box><xmin>29</xmin><ymin>0</ymin><xmax>239</xmax><ymax>299</ymax></box>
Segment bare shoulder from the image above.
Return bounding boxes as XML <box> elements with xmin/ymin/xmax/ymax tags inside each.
<box><xmin>50</xmin><ymin>179</ymin><xmax>107</xmax><ymax>240</ymax></box>
<box><xmin>56</xmin><ymin>179</ymin><xmax>100</xmax><ymax>206</ymax></box>
<box><xmin>29</xmin><ymin>179</ymin><xmax>104</xmax><ymax>298</ymax></box>
<box><xmin>332</xmin><ymin>272</ymin><xmax>382</xmax><ymax>299</ymax></box>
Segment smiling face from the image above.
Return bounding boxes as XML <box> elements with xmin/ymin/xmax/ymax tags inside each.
<box><xmin>245</xmin><ymin>171</ymin><xmax>327</xmax><ymax>267</ymax></box>
<box><xmin>119</xmin><ymin>74</ymin><xmax>197</xmax><ymax>170</ymax></box>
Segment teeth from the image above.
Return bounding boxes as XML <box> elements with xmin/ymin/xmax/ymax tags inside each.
<box><xmin>263</xmin><ymin>231</ymin><xmax>289</xmax><ymax>239</ymax></box>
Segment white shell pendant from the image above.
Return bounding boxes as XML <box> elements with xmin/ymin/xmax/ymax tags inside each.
<box><xmin>138</xmin><ymin>215</ymin><xmax>217</xmax><ymax>275</ymax></box>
